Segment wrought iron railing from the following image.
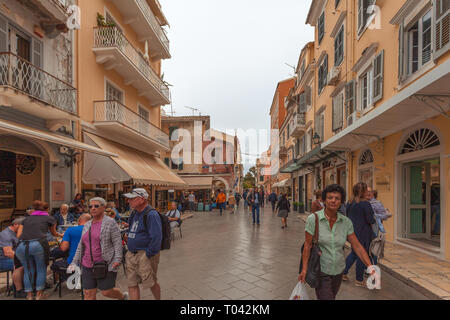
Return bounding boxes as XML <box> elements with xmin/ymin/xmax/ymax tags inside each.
<box><xmin>0</xmin><ymin>52</ymin><xmax>77</xmax><ymax>114</ymax></box>
<box><xmin>94</xmin><ymin>100</ymin><xmax>169</xmax><ymax>148</ymax></box>
<box><xmin>135</xmin><ymin>0</ymin><xmax>170</xmax><ymax>52</ymax></box>
<box><xmin>294</xmin><ymin>113</ymin><xmax>306</xmax><ymax>127</ymax></box>
<box><xmin>93</xmin><ymin>27</ymin><xmax>170</xmax><ymax>103</ymax></box>
<box><xmin>50</xmin><ymin>0</ymin><xmax>74</xmax><ymax>12</ymax></box>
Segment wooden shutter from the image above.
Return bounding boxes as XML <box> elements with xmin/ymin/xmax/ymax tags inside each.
<box><xmin>305</xmin><ymin>85</ymin><xmax>312</xmax><ymax>106</ymax></box>
<box><xmin>314</xmin><ymin>114</ymin><xmax>320</xmax><ymax>140</ymax></box>
<box><xmin>435</xmin><ymin>0</ymin><xmax>450</xmax><ymax>59</ymax></box>
<box><xmin>320</xmin><ymin>113</ymin><xmax>325</xmax><ymax>142</ymax></box>
<box><xmin>32</xmin><ymin>38</ymin><xmax>42</xmax><ymax>68</ymax></box>
<box><xmin>299</xmin><ymin>92</ymin><xmax>307</xmax><ymax>113</ymax></box>
<box><xmin>398</xmin><ymin>24</ymin><xmax>405</xmax><ymax>83</ymax></box>
<box><xmin>333</xmin><ymin>94</ymin><xmax>343</xmax><ymax>131</ymax></box>
<box><xmin>0</xmin><ymin>14</ymin><xmax>8</xmax><ymax>53</ymax></box>
<box><xmin>345</xmin><ymin>80</ymin><xmax>355</xmax><ymax>117</ymax></box>
<box><xmin>373</xmin><ymin>50</ymin><xmax>384</xmax><ymax>104</ymax></box>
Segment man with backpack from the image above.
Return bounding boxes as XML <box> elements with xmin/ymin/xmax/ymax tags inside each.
<box><xmin>123</xmin><ymin>188</ymin><xmax>168</xmax><ymax>300</ymax></box>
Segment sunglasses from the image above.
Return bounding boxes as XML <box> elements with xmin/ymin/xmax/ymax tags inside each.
<box><xmin>88</xmin><ymin>205</ymin><xmax>102</xmax><ymax>209</ymax></box>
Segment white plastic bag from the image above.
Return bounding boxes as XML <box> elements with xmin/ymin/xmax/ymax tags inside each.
<box><xmin>289</xmin><ymin>282</ymin><xmax>310</xmax><ymax>300</ymax></box>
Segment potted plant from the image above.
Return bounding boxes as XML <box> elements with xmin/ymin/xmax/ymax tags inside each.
<box><xmin>293</xmin><ymin>201</ymin><xmax>299</xmax><ymax>212</ymax></box>
<box><xmin>298</xmin><ymin>202</ymin><xmax>305</xmax><ymax>213</ymax></box>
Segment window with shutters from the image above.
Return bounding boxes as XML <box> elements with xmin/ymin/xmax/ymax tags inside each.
<box><xmin>358</xmin><ymin>0</ymin><xmax>375</xmax><ymax>36</ymax></box>
<box><xmin>307</xmin><ymin>129</ymin><xmax>312</xmax><ymax>152</ymax></box>
<box><xmin>318</xmin><ymin>54</ymin><xmax>328</xmax><ymax>95</ymax></box>
<box><xmin>359</xmin><ymin>69</ymin><xmax>373</xmax><ymax>110</ymax></box>
<box><xmin>407</xmin><ymin>10</ymin><xmax>432</xmax><ymax>75</ymax></box>
<box><xmin>315</xmin><ymin>113</ymin><xmax>325</xmax><ymax>143</ymax></box>
<box><xmin>332</xmin><ymin>92</ymin><xmax>344</xmax><ymax>132</ymax></box>
<box><xmin>334</xmin><ymin>25</ymin><xmax>344</xmax><ymax>66</ymax></box>
<box><xmin>318</xmin><ymin>12</ymin><xmax>325</xmax><ymax>44</ymax></box>
<box><xmin>435</xmin><ymin>0</ymin><xmax>450</xmax><ymax>58</ymax></box>
<box><xmin>299</xmin><ymin>92</ymin><xmax>307</xmax><ymax>113</ymax></box>
<box><xmin>345</xmin><ymin>80</ymin><xmax>356</xmax><ymax>118</ymax></box>
<box><xmin>373</xmin><ymin>50</ymin><xmax>384</xmax><ymax>103</ymax></box>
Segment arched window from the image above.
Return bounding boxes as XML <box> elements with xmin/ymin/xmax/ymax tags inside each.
<box><xmin>358</xmin><ymin>149</ymin><xmax>374</xmax><ymax>189</ymax></box>
<box><xmin>359</xmin><ymin>149</ymin><xmax>374</xmax><ymax>166</ymax></box>
<box><xmin>401</xmin><ymin>128</ymin><xmax>440</xmax><ymax>154</ymax></box>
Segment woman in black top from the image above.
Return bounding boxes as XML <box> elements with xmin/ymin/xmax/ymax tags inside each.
<box><xmin>16</xmin><ymin>201</ymin><xmax>62</xmax><ymax>300</ymax></box>
<box><xmin>276</xmin><ymin>193</ymin><xmax>291</xmax><ymax>229</ymax></box>
<box><xmin>342</xmin><ymin>182</ymin><xmax>375</xmax><ymax>286</ymax></box>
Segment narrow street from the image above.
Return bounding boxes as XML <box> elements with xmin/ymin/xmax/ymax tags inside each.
<box><xmin>13</xmin><ymin>205</ymin><xmax>428</xmax><ymax>300</ymax></box>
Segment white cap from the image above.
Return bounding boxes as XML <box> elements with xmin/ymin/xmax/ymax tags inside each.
<box><xmin>123</xmin><ymin>188</ymin><xmax>149</xmax><ymax>199</ymax></box>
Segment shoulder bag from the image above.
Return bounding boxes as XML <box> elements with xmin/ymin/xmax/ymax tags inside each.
<box><xmin>89</xmin><ymin>225</ymin><xmax>108</xmax><ymax>279</ymax></box>
<box><xmin>299</xmin><ymin>213</ymin><xmax>322</xmax><ymax>288</ymax></box>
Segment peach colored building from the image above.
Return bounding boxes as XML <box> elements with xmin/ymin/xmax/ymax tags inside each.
<box><xmin>300</xmin><ymin>0</ymin><xmax>450</xmax><ymax>261</ymax></box>
<box><xmin>75</xmin><ymin>0</ymin><xmax>185</xmax><ymax>210</ymax></box>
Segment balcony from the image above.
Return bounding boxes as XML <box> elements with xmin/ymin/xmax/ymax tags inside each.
<box><xmin>0</xmin><ymin>52</ymin><xmax>77</xmax><ymax>120</ymax></box>
<box><xmin>94</xmin><ymin>100</ymin><xmax>169</xmax><ymax>152</ymax></box>
<box><xmin>279</xmin><ymin>146</ymin><xmax>288</xmax><ymax>157</ymax></box>
<box><xmin>93</xmin><ymin>27</ymin><xmax>171</xmax><ymax>106</ymax></box>
<box><xmin>108</xmin><ymin>0</ymin><xmax>170</xmax><ymax>59</ymax></box>
<box><xmin>290</xmin><ymin>113</ymin><xmax>307</xmax><ymax>138</ymax></box>
<box><xmin>27</xmin><ymin>0</ymin><xmax>74</xmax><ymax>25</ymax></box>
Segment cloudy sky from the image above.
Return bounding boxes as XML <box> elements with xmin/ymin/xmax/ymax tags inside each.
<box><xmin>160</xmin><ymin>0</ymin><xmax>314</xmax><ymax>172</ymax></box>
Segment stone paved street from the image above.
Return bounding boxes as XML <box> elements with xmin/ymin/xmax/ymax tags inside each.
<box><xmin>3</xmin><ymin>205</ymin><xmax>429</xmax><ymax>300</ymax></box>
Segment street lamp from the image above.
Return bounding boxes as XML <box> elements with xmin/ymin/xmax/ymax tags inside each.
<box><xmin>313</xmin><ymin>133</ymin><xmax>321</xmax><ymax>145</ymax></box>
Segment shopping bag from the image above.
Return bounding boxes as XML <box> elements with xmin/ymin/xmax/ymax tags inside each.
<box><xmin>289</xmin><ymin>282</ymin><xmax>310</xmax><ymax>300</ymax></box>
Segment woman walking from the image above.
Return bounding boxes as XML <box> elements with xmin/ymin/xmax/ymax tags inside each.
<box><xmin>342</xmin><ymin>182</ymin><xmax>376</xmax><ymax>286</ymax></box>
<box><xmin>16</xmin><ymin>201</ymin><xmax>63</xmax><ymax>300</ymax></box>
<box><xmin>276</xmin><ymin>193</ymin><xmax>290</xmax><ymax>229</ymax></box>
<box><xmin>70</xmin><ymin>197</ymin><xmax>127</xmax><ymax>300</ymax></box>
<box><xmin>298</xmin><ymin>184</ymin><xmax>375</xmax><ymax>300</ymax></box>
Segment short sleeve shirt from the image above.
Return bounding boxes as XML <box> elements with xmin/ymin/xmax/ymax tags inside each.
<box><xmin>0</xmin><ymin>228</ymin><xmax>18</xmax><ymax>258</ymax></box>
<box><xmin>20</xmin><ymin>216</ymin><xmax>56</xmax><ymax>241</ymax></box>
<box><xmin>62</xmin><ymin>225</ymin><xmax>83</xmax><ymax>264</ymax></box>
<box><xmin>305</xmin><ymin>209</ymin><xmax>354</xmax><ymax>276</ymax></box>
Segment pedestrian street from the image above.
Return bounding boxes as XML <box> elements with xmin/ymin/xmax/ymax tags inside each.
<box><xmin>4</xmin><ymin>205</ymin><xmax>429</xmax><ymax>300</ymax></box>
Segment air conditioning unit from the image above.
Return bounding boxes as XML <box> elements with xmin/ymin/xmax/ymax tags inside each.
<box><xmin>327</xmin><ymin>67</ymin><xmax>341</xmax><ymax>86</ymax></box>
<box><xmin>347</xmin><ymin>112</ymin><xmax>361</xmax><ymax>127</ymax></box>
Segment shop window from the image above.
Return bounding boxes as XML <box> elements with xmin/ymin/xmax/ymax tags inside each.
<box><xmin>400</xmin><ymin>128</ymin><xmax>440</xmax><ymax>154</ymax></box>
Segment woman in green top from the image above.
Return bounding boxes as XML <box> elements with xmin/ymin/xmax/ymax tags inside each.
<box><xmin>298</xmin><ymin>184</ymin><xmax>375</xmax><ymax>300</ymax></box>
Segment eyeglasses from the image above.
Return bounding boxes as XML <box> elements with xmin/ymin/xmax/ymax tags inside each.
<box><xmin>88</xmin><ymin>205</ymin><xmax>102</xmax><ymax>209</ymax></box>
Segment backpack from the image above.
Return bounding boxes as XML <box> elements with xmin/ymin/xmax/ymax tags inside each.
<box><xmin>129</xmin><ymin>207</ymin><xmax>171</xmax><ymax>251</ymax></box>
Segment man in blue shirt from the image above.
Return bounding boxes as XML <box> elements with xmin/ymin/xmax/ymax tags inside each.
<box><xmin>50</xmin><ymin>214</ymin><xmax>91</xmax><ymax>280</ymax></box>
<box><xmin>124</xmin><ymin>188</ymin><xmax>162</xmax><ymax>301</ymax></box>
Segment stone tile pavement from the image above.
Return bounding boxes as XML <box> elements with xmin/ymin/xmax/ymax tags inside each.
<box><xmin>0</xmin><ymin>206</ymin><xmax>430</xmax><ymax>300</ymax></box>
<box><xmin>298</xmin><ymin>213</ymin><xmax>449</xmax><ymax>300</ymax></box>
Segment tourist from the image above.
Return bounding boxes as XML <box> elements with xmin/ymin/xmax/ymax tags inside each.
<box><xmin>311</xmin><ymin>190</ymin><xmax>324</xmax><ymax>213</ymax></box>
<box><xmin>72</xmin><ymin>193</ymin><xmax>84</xmax><ymax>207</ymax></box>
<box><xmin>54</xmin><ymin>204</ymin><xmax>76</xmax><ymax>231</ymax></box>
<box><xmin>188</xmin><ymin>192</ymin><xmax>195</xmax><ymax>212</ymax></box>
<box><xmin>243</xmin><ymin>189</ymin><xmax>249</xmax><ymax>213</ymax></box>
<box><xmin>247</xmin><ymin>187</ymin><xmax>262</xmax><ymax>225</ymax></box>
<box><xmin>228</xmin><ymin>192</ymin><xmax>236</xmax><ymax>214</ymax></box>
<box><xmin>298</xmin><ymin>184</ymin><xmax>375</xmax><ymax>300</ymax></box>
<box><xmin>166</xmin><ymin>202</ymin><xmax>181</xmax><ymax>234</ymax></box>
<box><xmin>50</xmin><ymin>214</ymin><xmax>91</xmax><ymax>282</ymax></box>
<box><xmin>16</xmin><ymin>201</ymin><xmax>63</xmax><ymax>300</ymax></box>
<box><xmin>216</xmin><ymin>189</ymin><xmax>227</xmax><ymax>216</ymax></box>
<box><xmin>268</xmin><ymin>191</ymin><xmax>278</xmax><ymax>213</ymax></box>
<box><xmin>342</xmin><ymin>182</ymin><xmax>376</xmax><ymax>286</ymax></box>
<box><xmin>69</xmin><ymin>197</ymin><xmax>127</xmax><ymax>300</ymax></box>
<box><xmin>107</xmin><ymin>202</ymin><xmax>121</xmax><ymax>222</ymax></box>
<box><xmin>0</xmin><ymin>218</ymin><xmax>26</xmax><ymax>298</ymax></box>
<box><xmin>276</xmin><ymin>193</ymin><xmax>290</xmax><ymax>229</ymax></box>
<box><xmin>123</xmin><ymin>188</ymin><xmax>162</xmax><ymax>300</ymax></box>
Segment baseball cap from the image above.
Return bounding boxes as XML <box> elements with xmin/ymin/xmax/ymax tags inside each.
<box><xmin>123</xmin><ymin>188</ymin><xmax>149</xmax><ymax>199</ymax></box>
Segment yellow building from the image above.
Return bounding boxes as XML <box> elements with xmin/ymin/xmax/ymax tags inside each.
<box><xmin>302</xmin><ymin>0</ymin><xmax>449</xmax><ymax>260</ymax></box>
<box><xmin>75</xmin><ymin>0</ymin><xmax>185</xmax><ymax>211</ymax></box>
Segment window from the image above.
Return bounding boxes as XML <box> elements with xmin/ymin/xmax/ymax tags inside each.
<box><xmin>318</xmin><ymin>12</ymin><xmax>325</xmax><ymax>44</ymax></box>
<box><xmin>314</xmin><ymin>113</ymin><xmax>325</xmax><ymax>143</ymax></box>
<box><xmin>318</xmin><ymin>54</ymin><xmax>328</xmax><ymax>94</ymax></box>
<box><xmin>335</xmin><ymin>0</ymin><xmax>341</xmax><ymax>9</ymax></box>
<box><xmin>332</xmin><ymin>92</ymin><xmax>344</xmax><ymax>131</ymax></box>
<box><xmin>138</xmin><ymin>105</ymin><xmax>149</xmax><ymax>121</ymax></box>
<box><xmin>360</xmin><ymin>69</ymin><xmax>373</xmax><ymax>110</ymax></box>
<box><xmin>299</xmin><ymin>92</ymin><xmax>307</xmax><ymax>113</ymax></box>
<box><xmin>307</xmin><ymin>129</ymin><xmax>312</xmax><ymax>152</ymax></box>
<box><xmin>106</xmin><ymin>81</ymin><xmax>123</xmax><ymax>102</ymax></box>
<box><xmin>105</xmin><ymin>81</ymin><xmax>124</xmax><ymax>122</ymax></box>
<box><xmin>334</xmin><ymin>25</ymin><xmax>344</xmax><ymax>66</ymax></box>
<box><xmin>345</xmin><ymin>80</ymin><xmax>356</xmax><ymax>118</ymax></box>
<box><xmin>358</xmin><ymin>0</ymin><xmax>375</xmax><ymax>35</ymax></box>
<box><xmin>407</xmin><ymin>10</ymin><xmax>432</xmax><ymax>75</ymax></box>
<box><xmin>401</xmin><ymin>128</ymin><xmax>440</xmax><ymax>154</ymax></box>
<box><xmin>435</xmin><ymin>0</ymin><xmax>450</xmax><ymax>57</ymax></box>
<box><xmin>373</xmin><ymin>50</ymin><xmax>384</xmax><ymax>103</ymax></box>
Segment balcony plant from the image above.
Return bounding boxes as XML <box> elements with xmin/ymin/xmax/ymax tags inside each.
<box><xmin>97</xmin><ymin>13</ymin><xmax>116</xmax><ymax>28</ymax></box>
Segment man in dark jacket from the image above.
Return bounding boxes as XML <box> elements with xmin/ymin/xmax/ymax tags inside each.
<box><xmin>247</xmin><ymin>188</ymin><xmax>262</xmax><ymax>225</ymax></box>
<box><xmin>268</xmin><ymin>192</ymin><xmax>277</xmax><ymax>213</ymax></box>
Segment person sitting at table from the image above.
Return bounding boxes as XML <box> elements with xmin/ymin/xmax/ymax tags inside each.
<box><xmin>54</xmin><ymin>204</ymin><xmax>76</xmax><ymax>231</ymax></box>
<box><xmin>107</xmin><ymin>202</ymin><xmax>121</xmax><ymax>222</ymax></box>
<box><xmin>166</xmin><ymin>202</ymin><xmax>181</xmax><ymax>234</ymax></box>
<box><xmin>51</xmin><ymin>214</ymin><xmax>92</xmax><ymax>282</ymax></box>
<box><xmin>0</xmin><ymin>218</ymin><xmax>26</xmax><ymax>298</ymax></box>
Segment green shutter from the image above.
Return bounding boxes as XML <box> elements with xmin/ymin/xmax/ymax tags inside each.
<box><xmin>373</xmin><ymin>50</ymin><xmax>384</xmax><ymax>104</ymax></box>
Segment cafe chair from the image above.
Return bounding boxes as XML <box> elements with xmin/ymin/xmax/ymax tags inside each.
<box><xmin>0</xmin><ymin>269</ymin><xmax>12</xmax><ymax>296</ymax></box>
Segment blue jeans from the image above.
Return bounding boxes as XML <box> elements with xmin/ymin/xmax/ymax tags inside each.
<box><xmin>244</xmin><ymin>201</ymin><xmax>248</xmax><ymax>211</ymax></box>
<box><xmin>0</xmin><ymin>257</ymin><xmax>14</xmax><ymax>271</ymax></box>
<box><xmin>344</xmin><ymin>250</ymin><xmax>366</xmax><ymax>282</ymax></box>
<box><xmin>219</xmin><ymin>203</ymin><xmax>225</xmax><ymax>215</ymax></box>
<box><xmin>16</xmin><ymin>241</ymin><xmax>47</xmax><ymax>292</ymax></box>
<box><xmin>252</xmin><ymin>205</ymin><xmax>260</xmax><ymax>224</ymax></box>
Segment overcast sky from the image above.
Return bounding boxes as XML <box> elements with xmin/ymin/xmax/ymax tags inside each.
<box><xmin>160</xmin><ymin>0</ymin><xmax>314</xmax><ymax>172</ymax></box>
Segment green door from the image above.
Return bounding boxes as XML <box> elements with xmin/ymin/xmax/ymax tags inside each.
<box><xmin>405</xmin><ymin>163</ymin><xmax>431</xmax><ymax>239</ymax></box>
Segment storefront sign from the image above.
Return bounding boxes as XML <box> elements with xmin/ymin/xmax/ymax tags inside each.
<box><xmin>375</xmin><ymin>173</ymin><xmax>391</xmax><ymax>191</ymax></box>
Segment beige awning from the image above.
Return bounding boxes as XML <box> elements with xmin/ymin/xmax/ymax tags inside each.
<box><xmin>83</xmin><ymin>133</ymin><xmax>186</xmax><ymax>187</ymax></box>
<box><xmin>0</xmin><ymin>119</ymin><xmax>118</xmax><ymax>157</ymax></box>
<box><xmin>182</xmin><ymin>176</ymin><xmax>213</xmax><ymax>190</ymax></box>
<box><xmin>273</xmin><ymin>179</ymin><xmax>292</xmax><ymax>188</ymax></box>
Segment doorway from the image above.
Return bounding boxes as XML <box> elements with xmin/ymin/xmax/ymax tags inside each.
<box><xmin>403</xmin><ymin>158</ymin><xmax>440</xmax><ymax>246</ymax></box>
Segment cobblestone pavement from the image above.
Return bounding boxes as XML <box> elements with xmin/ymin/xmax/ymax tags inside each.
<box><xmin>2</xmin><ymin>205</ymin><xmax>429</xmax><ymax>300</ymax></box>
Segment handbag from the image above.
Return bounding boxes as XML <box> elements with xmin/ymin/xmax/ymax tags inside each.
<box><xmin>299</xmin><ymin>212</ymin><xmax>322</xmax><ymax>288</ymax></box>
<box><xmin>89</xmin><ymin>225</ymin><xmax>108</xmax><ymax>279</ymax></box>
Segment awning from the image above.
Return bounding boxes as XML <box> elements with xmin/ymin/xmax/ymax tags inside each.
<box><xmin>83</xmin><ymin>132</ymin><xmax>186</xmax><ymax>187</ymax></box>
<box><xmin>273</xmin><ymin>179</ymin><xmax>292</xmax><ymax>188</ymax></box>
<box><xmin>323</xmin><ymin>59</ymin><xmax>450</xmax><ymax>152</ymax></box>
<box><xmin>0</xmin><ymin>119</ymin><xmax>117</xmax><ymax>157</ymax></box>
<box><xmin>181</xmin><ymin>176</ymin><xmax>213</xmax><ymax>190</ymax></box>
